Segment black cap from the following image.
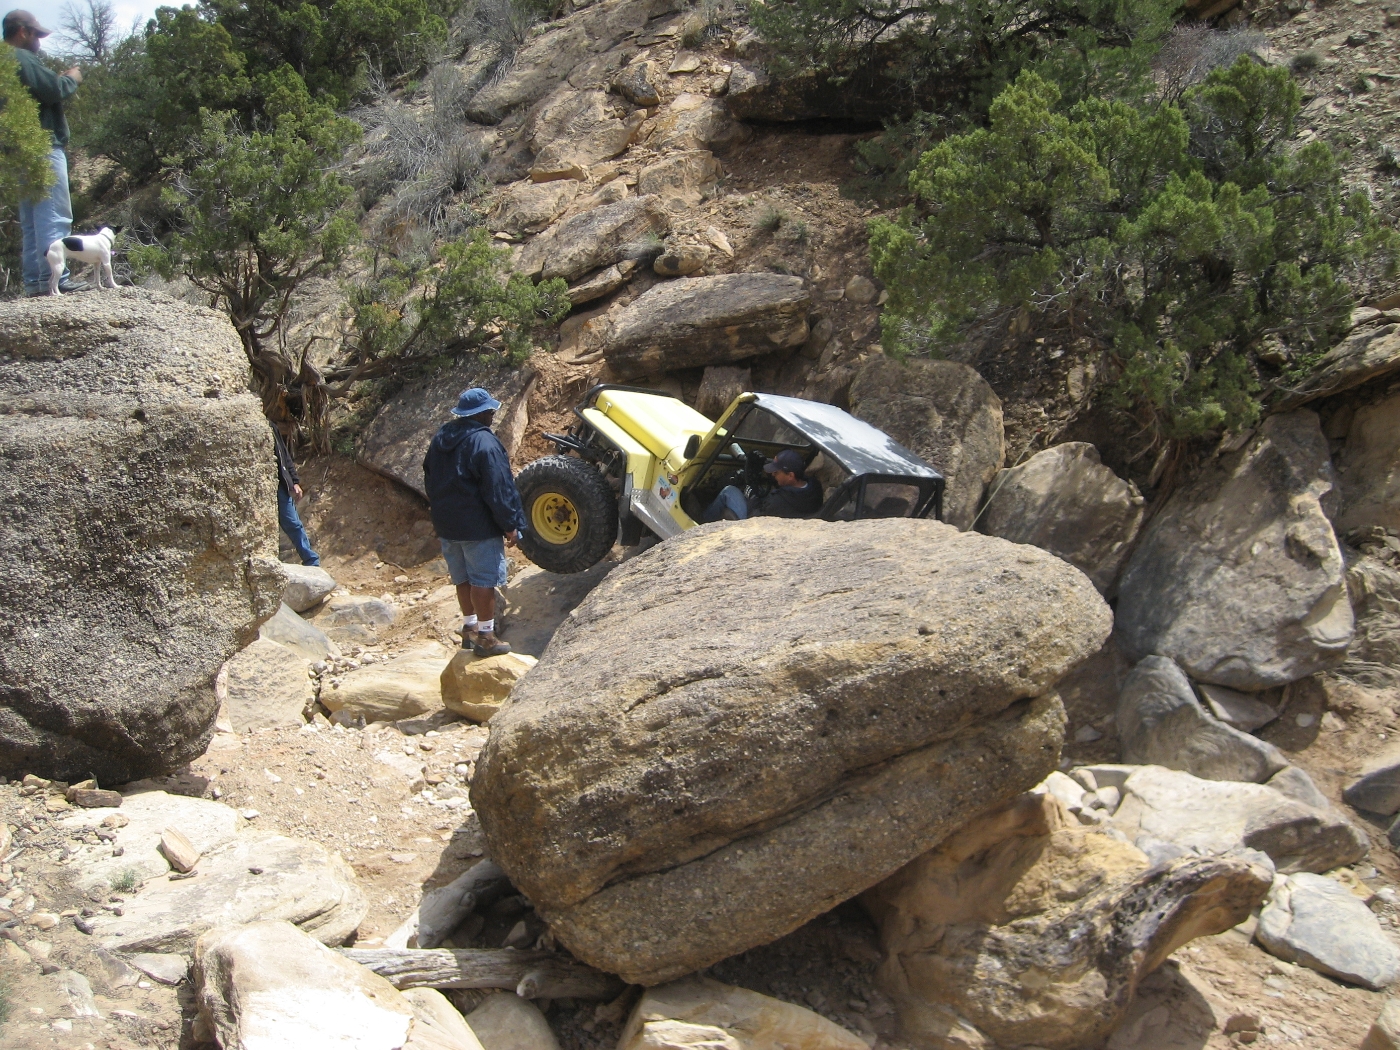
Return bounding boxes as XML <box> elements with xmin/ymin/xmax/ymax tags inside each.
<box><xmin>764</xmin><ymin>450</ymin><xmax>806</xmax><ymax>477</ymax></box>
<box><xmin>3</xmin><ymin>10</ymin><xmax>51</xmax><ymax>37</ymax></box>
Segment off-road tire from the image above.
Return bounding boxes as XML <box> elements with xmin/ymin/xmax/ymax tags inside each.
<box><xmin>517</xmin><ymin>455</ymin><xmax>618</xmax><ymax>574</ymax></box>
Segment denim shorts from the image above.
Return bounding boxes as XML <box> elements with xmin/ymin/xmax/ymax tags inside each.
<box><xmin>440</xmin><ymin>536</ymin><xmax>508</xmax><ymax>588</ymax></box>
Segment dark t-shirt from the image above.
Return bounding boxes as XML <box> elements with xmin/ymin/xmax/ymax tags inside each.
<box><xmin>753</xmin><ymin>478</ymin><xmax>824</xmax><ymax>519</ymax></box>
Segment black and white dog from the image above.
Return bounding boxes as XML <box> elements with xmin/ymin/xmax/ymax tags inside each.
<box><xmin>47</xmin><ymin>226</ymin><xmax>118</xmax><ymax>295</ymax></box>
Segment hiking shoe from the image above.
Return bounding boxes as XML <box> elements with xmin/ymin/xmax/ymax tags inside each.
<box><xmin>57</xmin><ymin>277</ymin><xmax>90</xmax><ymax>293</ymax></box>
<box><xmin>24</xmin><ymin>285</ymin><xmax>48</xmax><ymax>298</ymax></box>
<box><xmin>472</xmin><ymin>631</ymin><xmax>510</xmax><ymax>657</ymax></box>
<box><xmin>458</xmin><ymin>626</ymin><xmax>478</xmax><ymax>650</ymax></box>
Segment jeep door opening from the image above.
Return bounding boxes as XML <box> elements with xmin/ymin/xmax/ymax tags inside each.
<box><xmin>515</xmin><ymin>385</ymin><xmax>945</xmax><ymax>575</ymax></box>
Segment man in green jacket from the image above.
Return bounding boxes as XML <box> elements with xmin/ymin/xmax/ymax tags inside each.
<box><xmin>4</xmin><ymin>9</ymin><xmax>87</xmax><ymax>296</ymax></box>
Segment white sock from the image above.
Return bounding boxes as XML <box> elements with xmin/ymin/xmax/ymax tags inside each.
<box><xmin>463</xmin><ymin>615</ymin><xmax>478</xmax><ymax>632</ymax></box>
<box><xmin>477</xmin><ymin>618</ymin><xmax>494</xmax><ymax>635</ymax></box>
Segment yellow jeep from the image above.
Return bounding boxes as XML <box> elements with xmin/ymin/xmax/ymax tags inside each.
<box><xmin>515</xmin><ymin>384</ymin><xmax>946</xmax><ymax>574</ymax></box>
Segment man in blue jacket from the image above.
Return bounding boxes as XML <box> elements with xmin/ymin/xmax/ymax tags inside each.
<box><xmin>423</xmin><ymin>387</ymin><xmax>524</xmax><ymax>657</ymax></box>
<box><xmin>4</xmin><ymin>9</ymin><xmax>88</xmax><ymax>296</ymax></box>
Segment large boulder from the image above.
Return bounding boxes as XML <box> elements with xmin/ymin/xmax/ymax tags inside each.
<box><xmin>281</xmin><ymin>564</ymin><xmax>337</xmax><ymax>612</ymax></box>
<box><xmin>1109</xmin><ymin>765</ymin><xmax>1367</xmax><ymax>874</ymax></box>
<box><xmin>977</xmin><ymin>442</ymin><xmax>1144</xmax><ymax>593</ymax></box>
<box><xmin>636</xmin><ymin>151</ymin><xmax>722</xmax><ymax>210</ymax></box>
<box><xmin>864</xmin><ymin>792</ymin><xmax>1272</xmax><ymax>1050</ymax></box>
<box><xmin>848</xmin><ymin>358</ymin><xmax>1004</xmax><ymax>531</ymax></box>
<box><xmin>1115</xmin><ymin>411</ymin><xmax>1353</xmax><ymax>690</ymax></box>
<box><xmin>1334</xmin><ymin>391</ymin><xmax>1400</xmax><ymax>535</ymax></box>
<box><xmin>471</xmin><ymin>518</ymin><xmax>1112</xmax><ymax>984</ymax></box>
<box><xmin>1257</xmin><ymin>872</ymin><xmax>1400</xmax><ymax>990</ymax></box>
<box><xmin>194</xmin><ymin>920</ymin><xmax>471</xmax><ymax>1050</ymax></box>
<box><xmin>1116</xmin><ymin>655</ymin><xmax>1287</xmax><ymax>783</ymax></box>
<box><xmin>1275</xmin><ymin>323</ymin><xmax>1400</xmax><ymax>409</ymax></box>
<box><xmin>0</xmin><ymin>289</ymin><xmax>282</xmax><ymax>783</ymax></box>
<box><xmin>359</xmin><ymin>359</ymin><xmax>532</xmax><ymax>499</ymax></box>
<box><xmin>259</xmin><ymin>602</ymin><xmax>340</xmax><ymax>662</ymax></box>
<box><xmin>487</xmin><ymin>180</ymin><xmax>581</xmax><ymax>237</ymax></box>
<box><xmin>516</xmin><ymin>195</ymin><xmax>670</xmax><ymax>283</ymax></box>
<box><xmin>600</xmin><ymin>273</ymin><xmax>810</xmax><ymax>380</ymax></box>
<box><xmin>648</xmin><ymin>95</ymin><xmax>748</xmax><ymax>153</ymax></box>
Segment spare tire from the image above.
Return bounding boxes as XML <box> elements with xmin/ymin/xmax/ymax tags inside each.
<box><xmin>516</xmin><ymin>455</ymin><xmax>619</xmax><ymax>574</ymax></box>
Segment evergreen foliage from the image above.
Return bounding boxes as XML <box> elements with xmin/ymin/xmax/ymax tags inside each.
<box><xmin>871</xmin><ymin>61</ymin><xmax>1398</xmax><ymax>441</ymax></box>
<box><xmin>0</xmin><ymin>45</ymin><xmax>54</xmax><ymax>204</ymax></box>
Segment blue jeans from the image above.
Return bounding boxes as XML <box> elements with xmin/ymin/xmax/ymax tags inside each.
<box><xmin>278</xmin><ymin>486</ymin><xmax>320</xmax><ymax>566</ymax></box>
<box><xmin>19</xmin><ymin>146</ymin><xmax>72</xmax><ymax>292</ymax></box>
<box><xmin>704</xmin><ymin>485</ymin><xmax>751</xmax><ymax>522</ymax></box>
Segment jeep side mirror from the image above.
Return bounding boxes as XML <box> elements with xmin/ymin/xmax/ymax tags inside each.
<box><xmin>683</xmin><ymin>434</ymin><xmax>701</xmax><ymax>460</ymax></box>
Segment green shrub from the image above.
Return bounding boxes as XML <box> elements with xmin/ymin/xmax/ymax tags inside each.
<box><xmin>757</xmin><ymin>206</ymin><xmax>788</xmax><ymax>232</ymax></box>
<box><xmin>110</xmin><ymin>867</ymin><xmax>139</xmax><ymax>893</ymax></box>
<box><xmin>0</xmin><ymin>45</ymin><xmax>54</xmax><ymax>203</ymax></box>
<box><xmin>871</xmin><ymin>61</ymin><xmax>1398</xmax><ymax>442</ymax></box>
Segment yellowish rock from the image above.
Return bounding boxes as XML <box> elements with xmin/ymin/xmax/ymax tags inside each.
<box><xmin>465</xmin><ymin>992</ymin><xmax>561</xmax><ymax>1050</ymax></box>
<box><xmin>440</xmin><ymin>652</ymin><xmax>537</xmax><ymax>722</ymax></box>
<box><xmin>618</xmin><ymin>977</ymin><xmax>866</xmax><ymax>1050</ymax></box>
<box><xmin>322</xmin><ymin>642</ymin><xmax>451</xmax><ymax>721</ymax></box>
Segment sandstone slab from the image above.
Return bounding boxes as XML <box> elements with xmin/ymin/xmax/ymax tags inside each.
<box><xmin>60</xmin><ymin>789</ymin><xmax>241</xmax><ymax>892</ymax></box>
<box><xmin>1116</xmin><ymin>411</ymin><xmax>1353</xmax><ymax>690</ymax></box>
<box><xmin>471</xmin><ymin>518</ymin><xmax>1111</xmax><ymax>984</ymax></box>
<box><xmin>1257</xmin><ymin>872</ymin><xmax>1400</xmax><ymax>989</ymax></box>
<box><xmin>488</xmin><ymin>180</ymin><xmax>580</xmax><ymax>236</ymax></box>
<box><xmin>1276</xmin><ymin>324</ymin><xmax>1400</xmax><ymax>408</ymax></box>
<box><xmin>865</xmin><ymin>792</ymin><xmax>1271</xmax><ymax>1050</ymax></box>
<box><xmin>322</xmin><ymin>642</ymin><xmax>452</xmax><ymax>722</ymax></box>
<box><xmin>0</xmin><ymin>288</ymin><xmax>283</xmax><ymax>782</ymax></box>
<box><xmin>649</xmin><ymin>95</ymin><xmax>747</xmax><ymax>152</ymax></box>
<box><xmin>1117</xmin><ymin>656</ymin><xmax>1287</xmax><ymax>783</ymax></box>
<box><xmin>977</xmin><ymin>442</ymin><xmax>1144</xmax><ymax>592</ymax></box>
<box><xmin>440</xmin><ymin>651</ymin><xmax>537</xmax><ymax>722</ymax></box>
<box><xmin>848</xmin><ymin>357</ymin><xmax>1004</xmax><ymax>530</ymax></box>
<box><xmin>259</xmin><ymin>601</ymin><xmax>340</xmax><ymax>662</ymax></box>
<box><xmin>195</xmin><ymin>920</ymin><xmax>473</xmax><ymax>1050</ymax></box>
<box><xmin>636</xmin><ymin>151</ymin><xmax>722</xmax><ymax>209</ymax></box>
<box><xmin>360</xmin><ymin>360</ymin><xmax>532</xmax><ymax>499</ymax></box>
<box><xmin>281</xmin><ymin>564</ymin><xmax>337</xmax><ymax>612</ymax></box>
<box><xmin>1198</xmin><ymin>682</ymin><xmax>1279</xmax><ymax>732</ymax></box>
<box><xmin>1109</xmin><ymin>765</ymin><xmax>1367</xmax><ymax>874</ymax></box>
<box><xmin>618</xmin><ymin>977</ymin><xmax>866</xmax><ymax>1050</ymax></box>
<box><xmin>1335</xmin><ymin>391</ymin><xmax>1400</xmax><ymax>535</ymax></box>
<box><xmin>528</xmin><ymin>89</ymin><xmax>643</xmax><ymax>181</ymax></box>
<box><xmin>224</xmin><ymin>637</ymin><xmax>315</xmax><ymax>731</ymax></box>
<box><xmin>92</xmin><ymin>833</ymin><xmax>366</xmax><ymax>953</ymax></box>
<box><xmin>601</xmin><ymin>273</ymin><xmax>810</xmax><ymax>380</ymax></box>
<box><xmin>516</xmin><ymin>195</ymin><xmax>670</xmax><ymax>282</ymax></box>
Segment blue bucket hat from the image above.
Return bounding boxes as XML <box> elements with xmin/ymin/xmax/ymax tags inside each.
<box><xmin>452</xmin><ymin>387</ymin><xmax>502</xmax><ymax>417</ymax></box>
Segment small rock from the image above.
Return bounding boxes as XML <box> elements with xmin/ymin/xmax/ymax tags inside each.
<box><xmin>668</xmin><ymin>52</ymin><xmax>702</xmax><ymax>73</ymax></box>
<box><xmin>441</xmin><ymin>652</ymin><xmax>538</xmax><ymax>723</ymax></box>
<box><xmin>27</xmin><ymin>911</ymin><xmax>59</xmax><ymax>930</ymax></box>
<box><xmin>159</xmin><ymin>828</ymin><xmax>201</xmax><ymax>874</ymax></box>
<box><xmin>1074</xmin><ymin>724</ymin><xmax>1104</xmax><ymax>743</ymax></box>
<box><xmin>1346</xmin><ymin>747</ymin><xmax>1400</xmax><ymax>815</ymax></box>
<box><xmin>241</xmin><ymin>809</ymin><xmax>260</xmax><ymax>820</ymax></box>
<box><xmin>1296</xmin><ymin>712</ymin><xmax>1316</xmax><ymax>728</ymax></box>
<box><xmin>468</xmin><ymin>993</ymin><xmax>563</xmax><ymax>1050</ymax></box>
<box><xmin>844</xmin><ymin>276</ymin><xmax>877</xmax><ymax>304</ymax></box>
<box><xmin>1198</xmin><ymin>683</ymin><xmax>1279</xmax><ymax>733</ymax></box>
<box><xmin>69</xmin><ymin>788</ymin><xmax>123</xmax><ymax>809</ymax></box>
<box><xmin>49</xmin><ymin>969</ymin><xmax>101</xmax><ymax>1018</ymax></box>
<box><xmin>282</xmin><ymin>564</ymin><xmax>338</xmax><ymax>612</ymax></box>
<box><xmin>127</xmin><ymin>952</ymin><xmax>188</xmax><ymax>985</ymax></box>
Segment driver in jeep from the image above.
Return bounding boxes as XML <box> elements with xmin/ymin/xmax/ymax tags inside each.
<box><xmin>702</xmin><ymin>449</ymin><xmax>824</xmax><ymax>522</ymax></box>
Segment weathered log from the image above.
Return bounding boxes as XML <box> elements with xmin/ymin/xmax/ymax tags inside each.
<box><xmin>339</xmin><ymin>947</ymin><xmax>625</xmax><ymax>999</ymax></box>
<box><xmin>385</xmin><ymin>858</ymin><xmax>512</xmax><ymax>949</ymax></box>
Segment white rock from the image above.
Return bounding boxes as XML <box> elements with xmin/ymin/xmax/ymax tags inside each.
<box><xmin>49</xmin><ymin>969</ymin><xmax>101</xmax><ymax>1018</ymax></box>
<box><xmin>1110</xmin><ymin>766</ymin><xmax>1366</xmax><ymax>874</ymax></box>
<box><xmin>127</xmin><ymin>952</ymin><xmax>189</xmax><ymax>985</ymax></box>
<box><xmin>466</xmin><ymin>992</ymin><xmax>562</xmax><ymax>1050</ymax></box>
<box><xmin>1198</xmin><ymin>682</ymin><xmax>1279</xmax><ymax>733</ymax></box>
<box><xmin>1257</xmin><ymin>872</ymin><xmax>1400</xmax><ymax>989</ymax></box>
<box><xmin>281</xmin><ymin>564</ymin><xmax>338</xmax><ymax>612</ymax></box>
<box><xmin>403</xmin><ymin>988</ymin><xmax>484</xmax><ymax>1049</ymax></box>
<box><xmin>321</xmin><ymin>642</ymin><xmax>450</xmax><ymax>722</ymax></box>
<box><xmin>60</xmin><ymin>790</ymin><xmax>240</xmax><ymax>892</ymax></box>
<box><xmin>259</xmin><ymin>602</ymin><xmax>341</xmax><ymax>662</ymax></box>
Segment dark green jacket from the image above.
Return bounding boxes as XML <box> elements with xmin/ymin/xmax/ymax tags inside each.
<box><xmin>10</xmin><ymin>45</ymin><xmax>76</xmax><ymax>149</ymax></box>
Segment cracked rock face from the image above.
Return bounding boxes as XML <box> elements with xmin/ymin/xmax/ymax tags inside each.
<box><xmin>471</xmin><ymin>518</ymin><xmax>1111</xmax><ymax>984</ymax></box>
<box><xmin>0</xmin><ymin>289</ymin><xmax>282</xmax><ymax>783</ymax></box>
<box><xmin>864</xmin><ymin>791</ymin><xmax>1273</xmax><ymax>1050</ymax></box>
<box><xmin>1115</xmin><ymin>410</ymin><xmax>1353</xmax><ymax>690</ymax></box>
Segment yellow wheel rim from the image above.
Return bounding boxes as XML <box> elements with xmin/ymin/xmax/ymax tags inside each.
<box><xmin>531</xmin><ymin>492</ymin><xmax>579</xmax><ymax>544</ymax></box>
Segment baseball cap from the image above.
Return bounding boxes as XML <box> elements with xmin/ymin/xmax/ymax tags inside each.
<box><xmin>3</xmin><ymin>10</ymin><xmax>51</xmax><ymax>36</ymax></box>
<box><xmin>451</xmin><ymin>387</ymin><xmax>502</xmax><ymax>417</ymax></box>
<box><xmin>764</xmin><ymin>449</ymin><xmax>807</xmax><ymax>476</ymax></box>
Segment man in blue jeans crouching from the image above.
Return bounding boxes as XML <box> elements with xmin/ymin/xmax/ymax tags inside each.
<box><xmin>423</xmin><ymin>387</ymin><xmax>524</xmax><ymax>657</ymax></box>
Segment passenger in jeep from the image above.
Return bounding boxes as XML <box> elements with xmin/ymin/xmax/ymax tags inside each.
<box><xmin>703</xmin><ymin>449</ymin><xmax>824</xmax><ymax>522</ymax></box>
